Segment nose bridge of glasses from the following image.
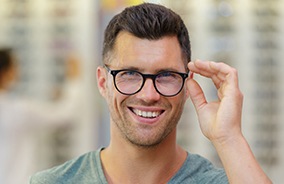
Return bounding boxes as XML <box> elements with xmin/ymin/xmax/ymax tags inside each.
<box><xmin>143</xmin><ymin>73</ymin><xmax>157</xmax><ymax>82</ymax></box>
<box><xmin>140</xmin><ymin>74</ymin><xmax>159</xmax><ymax>93</ymax></box>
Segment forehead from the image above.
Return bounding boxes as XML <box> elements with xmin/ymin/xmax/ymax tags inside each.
<box><xmin>111</xmin><ymin>31</ymin><xmax>186</xmax><ymax>72</ymax></box>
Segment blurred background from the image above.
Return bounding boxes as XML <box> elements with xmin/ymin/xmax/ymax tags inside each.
<box><xmin>0</xmin><ymin>0</ymin><xmax>283</xmax><ymax>183</ymax></box>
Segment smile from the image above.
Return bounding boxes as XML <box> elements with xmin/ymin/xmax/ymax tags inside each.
<box><xmin>131</xmin><ymin>108</ymin><xmax>163</xmax><ymax>118</ymax></box>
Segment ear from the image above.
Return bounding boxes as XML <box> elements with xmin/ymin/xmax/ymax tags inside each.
<box><xmin>97</xmin><ymin>66</ymin><xmax>108</xmax><ymax>98</ymax></box>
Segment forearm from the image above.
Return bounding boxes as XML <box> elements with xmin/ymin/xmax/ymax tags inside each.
<box><xmin>213</xmin><ymin>134</ymin><xmax>272</xmax><ymax>184</ymax></box>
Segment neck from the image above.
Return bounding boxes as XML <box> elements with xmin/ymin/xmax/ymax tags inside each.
<box><xmin>101</xmin><ymin>127</ymin><xmax>187</xmax><ymax>184</ymax></box>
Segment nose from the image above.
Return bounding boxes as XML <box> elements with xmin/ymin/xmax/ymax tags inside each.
<box><xmin>136</xmin><ymin>78</ymin><xmax>161</xmax><ymax>102</ymax></box>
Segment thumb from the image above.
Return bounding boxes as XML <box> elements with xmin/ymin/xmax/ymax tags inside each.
<box><xmin>187</xmin><ymin>77</ymin><xmax>207</xmax><ymax>112</ymax></box>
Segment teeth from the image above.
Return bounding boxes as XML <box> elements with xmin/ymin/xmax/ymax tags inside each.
<box><xmin>133</xmin><ymin>109</ymin><xmax>161</xmax><ymax>118</ymax></box>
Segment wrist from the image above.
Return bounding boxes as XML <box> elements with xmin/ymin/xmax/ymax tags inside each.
<box><xmin>211</xmin><ymin>130</ymin><xmax>244</xmax><ymax>148</ymax></box>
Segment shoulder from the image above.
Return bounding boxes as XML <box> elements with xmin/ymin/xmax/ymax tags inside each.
<box><xmin>169</xmin><ymin>152</ymin><xmax>228</xmax><ymax>184</ymax></box>
<box><xmin>29</xmin><ymin>149</ymin><xmax>106</xmax><ymax>184</ymax></box>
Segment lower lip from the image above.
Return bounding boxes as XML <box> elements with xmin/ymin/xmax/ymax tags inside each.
<box><xmin>128</xmin><ymin>108</ymin><xmax>162</xmax><ymax>125</ymax></box>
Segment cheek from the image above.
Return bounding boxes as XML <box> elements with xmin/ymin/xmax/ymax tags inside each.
<box><xmin>105</xmin><ymin>79</ymin><xmax>118</xmax><ymax>102</ymax></box>
<box><xmin>177</xmin><ymin>88</ymin><xmax>188</xmax><ymax>102</ymax></box>
<box><xmin>171</xmin><ymin>91</ymin><xmax>187</xmax><ymax>113</ymax></box>
<box><xmin>107</xmin><ymin>88</ymin><xmax>127</xmax><ymax>115</ymax></box>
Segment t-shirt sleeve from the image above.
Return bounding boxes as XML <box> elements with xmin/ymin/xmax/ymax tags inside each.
<box><xmin>29</xmin><ymin>172</ymin><xmax>56</xmax><ymax>184</ymax></box>
<box><xmin>28</xmin><ymin>149</ymin><xmax>107</xmax><ymax>184</ymax></box>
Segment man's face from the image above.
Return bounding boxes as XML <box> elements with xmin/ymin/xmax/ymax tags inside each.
<box><xmin>98</xmin><ymin>31</ymin><xmax>189</xmax><ymax>148</ymax></box>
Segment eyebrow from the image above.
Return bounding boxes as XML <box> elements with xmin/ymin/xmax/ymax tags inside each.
<box><xmin>118</xmin><ymin>65</ymin><xmax>184</xmax><ymax>74</ymax></box>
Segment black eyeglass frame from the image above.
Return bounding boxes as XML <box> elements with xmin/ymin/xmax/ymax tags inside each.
<box><xmin>104</xmin><ymin>65</ymin><xmax>189</xmax><ymax>97</ymax></box>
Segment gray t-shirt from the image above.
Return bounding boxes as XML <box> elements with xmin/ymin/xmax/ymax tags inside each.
<box><xmin>29</xmin><ymin>148</ymin><xmax>228</xmax><ymax>184</ymax></box>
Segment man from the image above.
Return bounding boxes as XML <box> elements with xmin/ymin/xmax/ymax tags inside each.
<box><xmin>0</xmin><ymin>49</ymin><xmax>84</xmax><ymax>184</ymax></box>
<box><xmin>30</xmin><ymin>3</ymin><xmax>272</xmax><ymax>184</ymax></box>
<box><xmin>0</xmin><ymin>49</ymin><xmax>17</xmax><ymax>90</ymax></box>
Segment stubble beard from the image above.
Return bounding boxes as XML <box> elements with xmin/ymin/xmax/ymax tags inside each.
<box><xmin>110</xmin><ymin>99</ymin><xmax>185</xmax><ymax>149</ymax></box>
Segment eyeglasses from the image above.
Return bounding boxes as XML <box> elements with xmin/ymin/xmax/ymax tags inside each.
<box><xmin>105</xmin><ymin>65</ymin><xmax>188</xmax><ymax>97</ymax></box>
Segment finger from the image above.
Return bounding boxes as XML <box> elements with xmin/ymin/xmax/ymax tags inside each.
<box><xmin>188</xmin><ymin>60</ymin><xmax>223</xmax><ymax>90</ymax></box>
<box><xmin>188</xmin><ymin>60</ymin><xmax>228</xmax><ymax>79</ymax></box>
<box><xmin>186</xmin><ymin>77</ymin><xmax>207</xmax><ymax>111</ymax></box>
<box><xmin>209</xmin><ymin>61</ymin><xmax>233</xmax><ymax>79</ymax></box>
<box><xmin>188</xmin><ymin>60</ymin><xmax>239</xmax><ymax>89</ymax></box>
<box><xmin>211</xmin><ymin>74</ymin><xmax>223</xmax><ymax>89</ymax></box>
<box><xmin>209</xmin><ymin>61</ymin><xmax>240</xmax><ymax>89</ymax></box>
<box><xmin>188</xmin><ymin>60</ymin><xmax>213</xmax><ymax>78</ymax></box>
<box><xmin>188</xmin><ymin>60</ymin><xmax>219</xmax><ymax>90</ymax></box>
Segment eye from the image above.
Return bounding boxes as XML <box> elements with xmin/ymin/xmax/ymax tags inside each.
<box><xmin>117</xmin><ymin>70</ymin><xmax>142</xmax><ymax>82</ymax></box>
<box><xmin>158</xmin><ymin>71</ymin><xmax>177</xmax><ymax>78</ymax></box>
<box><xmin>120</xmin><ymin>70</ymin><xmax>139</xmax><ymax>77</ymax></box>
<box><xmin>156</xmin><ymin>72</ymin><xmax>182</xmax><ymax>83</ymax></box>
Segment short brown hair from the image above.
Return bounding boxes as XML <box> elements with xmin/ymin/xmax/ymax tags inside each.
<box><xmin>102</xmin><ymin>3</ymin><xmax>191</xmax><ymax>66</ymax></box>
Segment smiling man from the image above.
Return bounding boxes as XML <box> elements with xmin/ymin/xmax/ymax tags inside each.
<box><xmin>30</xmin><ymin>3</ymin><xmax>271</xmax><ymax>184</ymax></box>
<box><xmin>101</xmin><ymin>32</ymin><xmax>188</xmax><ymax>150</ymax></box>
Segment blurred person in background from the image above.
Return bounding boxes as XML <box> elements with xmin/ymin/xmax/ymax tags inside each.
<box><xmin>30</xmin><ymin>3</ymin><xmax>271</xmax><ymax>184</ymax></box>
<box><xmin>0</xmin><ymin>48</ymin><xmax>84</xmax><ymax>184</ymax></box>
